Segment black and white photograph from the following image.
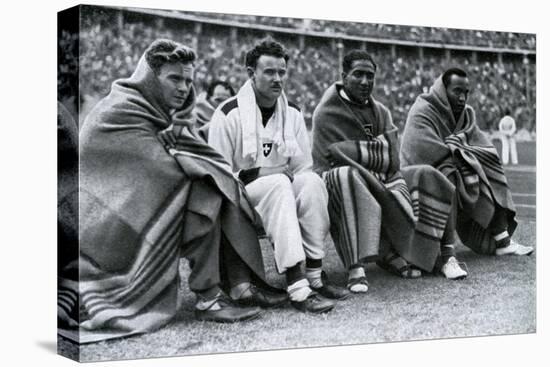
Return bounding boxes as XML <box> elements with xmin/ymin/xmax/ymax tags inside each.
<box><xmin>4</xmin><ymin>0</ymin><xmax>548</xmax><ymax>366</ymax></box>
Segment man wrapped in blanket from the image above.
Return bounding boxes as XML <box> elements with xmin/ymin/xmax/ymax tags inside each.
<box><xmin>208</xmin><ymin>39</ymin><xmax>349</xmax><ymax>313</ymax></box>
<box><xmin>58</xmin><ymin>39</ymin><xmax>288</xmax><ymax>343</ymax></box>
<box><xmin>401</xmin><ymin>67</ymin><xmax>533</xmax><ymax>257</ymax></box>
<box><xmin>312</xmin><ymin>50</ymin><xmax>467</xmax><ymax>292</ymax></box>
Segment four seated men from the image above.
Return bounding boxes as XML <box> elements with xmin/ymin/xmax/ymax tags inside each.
<box><xmin>60</xmin><ymin>38</ymin><xmax>534</xmax><ymax>339</ymax></box>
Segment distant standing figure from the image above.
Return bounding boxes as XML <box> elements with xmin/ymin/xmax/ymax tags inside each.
<box><xmin>498</xmin><ymin>109</ymin><xmax>518</xmax><ymax>165</ymax></box>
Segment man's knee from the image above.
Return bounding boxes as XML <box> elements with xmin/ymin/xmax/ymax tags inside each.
<box><xmin>262</xmin><ymin>173</ymin><xmax>295</xmax><ymax>199</ymax></box>
<box><xmin>269</xmin><ymin>173</ymin><xmax>293</xmax><ymax>188</ymax></box>
<box><xmin>294</xmin><ymin>172</ymin><xmax>328</xmax><ymax>200</ymax></box>
<box><xmin>246</xmin><ymin>173</ymin><xmax>295</xmax><ymax>205</ymax></box>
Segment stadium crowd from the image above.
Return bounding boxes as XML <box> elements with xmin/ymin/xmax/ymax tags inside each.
<box><xmin>59</xmin><ymin>11</ymin><xmax>536</xmax><ymax>132</ymax></box>
<box><xmin>190</xmin><ymin>11</ymin><xmax>536</xmax><ymax>50</ymax></box>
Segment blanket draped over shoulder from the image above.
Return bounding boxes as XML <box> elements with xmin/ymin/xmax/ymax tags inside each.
<box><xmin>193</xmin><ymin>91</ymin><xmax>215</xmax><ymax>141</ymax></box>
<box><xmin>312</xmin><ymin>83</ymin><xmax>454</xmax><ymax>271</ymax></box>
<box><xmin>400</xmin><ymin>76</ymin><xmax>516</xmax><ymax>254</ymax></box>
<box><xmin>57</xmin><ymin>56</ymin><xmax>268</xmax><ymax>344</ymax></box>
<box><xmin>194</xmin><ymin>91</ymin><xmax>215</xmax><ymax>127</ymax></box>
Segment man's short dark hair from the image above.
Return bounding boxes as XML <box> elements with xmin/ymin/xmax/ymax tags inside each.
<box><xmin>442</xmin><ymin>67</ymin><xmax>468</xmax><ymax>87</ymax></box>
<box><xmin>245</xmin><ymin>38</ymin><xmax>289</xmax><ymax>69</ymax></box>
<box><xmin>342</xmin><ymin>50</ymin><xmax>377</xmax><ymax>74</ymax></box>
<box><xmin>206</xmin><ymin>80</ymin><xmax>235</xmax><ymax>99</ymax></box>
<box><xmin>144</xmin><ymin>39</ymin><xmax>196</xmax><ymax>74</ymax></box>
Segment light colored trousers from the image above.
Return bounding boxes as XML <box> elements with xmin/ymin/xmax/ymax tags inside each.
<box><xmin>245</xmin><ymin>172</ymin><xmax>329</xmax><ymax>273</ymax></box>
<box><xmin>500</xmin><ymin>135</ymin><xmax>518</xmax><ymax>165</ymax></box>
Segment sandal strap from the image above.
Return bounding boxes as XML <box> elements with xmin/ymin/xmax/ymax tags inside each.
<box><xmin>384</xmin><ymin>252</ymin><xmax>403</xmax><ymax>264</ymax></box>
<box><xmin>402</xmin><ymin>265</ymin><xmax>422</xmax><ymax>278</ymax></box>
<box><xmin>377</xmin><ymin>257</ymin><xmax>421</xmax><ymax>279</ymax></box>
<box><xmin>403</xmin><ymin>266</ymin><xmax>414</xmax><ymax>277</ymax></box>
<box><xmin>384</xmin><ymin>253</ymin><xmax>408</xmax><ymax>271</ymax></box>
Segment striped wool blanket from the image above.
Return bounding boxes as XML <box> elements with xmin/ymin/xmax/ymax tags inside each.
<box><xmin>312</xmin><ymin>83</ymin><xmax>454</xmax><ymax>271</ymax></box>
<box><xmin>58</xmin><ymin>56</ymin><xmax>268</xmax><ymax>343</ymax></box>
<box><xmin>401</xmin><ymin>76</ymin><xmax>517</xmax><ymax>254</ymax></box>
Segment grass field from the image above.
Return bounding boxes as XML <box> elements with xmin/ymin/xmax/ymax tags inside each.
<box><xmin>58</xmin><ymin>167</ymin><xmax>536</xmax><ymax>362</ymax></box>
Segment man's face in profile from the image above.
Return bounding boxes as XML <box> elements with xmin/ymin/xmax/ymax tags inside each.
<box><xmin>157</xmin><ymin>62</ymin><xmax>195</xmax><ymax>110</ymax></box>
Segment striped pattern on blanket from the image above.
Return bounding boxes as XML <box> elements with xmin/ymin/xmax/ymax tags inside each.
<box><xmin>80</xmin><ymin>184</ymin><xmax>187</xmax><ymax>331</ymax></box>
<box><xmin>58</xmin><ymin>55</ymin><xmax>270</xmax><ymax>344</ymax></box>
<box><xmin>328</xmin><ymin>143</ymin><xmax>454</xmax><ymax>271</ymax></box>
<box><xmin>444</xmin><ymin>131</ymin><xmax>515</xmax><ymax>219</ymax></box>
<box><xmin>328</xmin><ymin>128</ymin><xmax>401</xmax><ymax>177</ymax></box>
<box><xmin>312</xmin><ymin>83</ymin><xmax>455</xmax><ymax>271</ymax></box>
<box><xmin>356</xmin><ymin>130</ymin><xmax>396</xmax><ymax>175</ymax></box>
<box><xmin>443</xmin><ymin>132</ymin><xmax>516</xmax><ymax>254</ymax></box>
<box><xmin>59</xmin><ymin>184</ymin><xmax>191</xmax><ymax>343</ymax></box>
<box><xmin>323</xmin><ymin>167</ymin><xmax>381</xmax><ymax>268</ymax></box>
<box><xmin>328</xmin><ymin>131</ymin><xmax>415</xmax><ymax>224</ymax></box>
<box><xmin>400</xmin><ymin>75</ymin><xmax>517</xmax><ymax>255</ymax></box>
<box><xmin>446</xmin><ymin>133</ymin><xmax>508</xmax><ymax>192</ymax></box>
<box><xmin>409</xmin><ymin>184</ymin><xmax>451</xmax><ymax>242</ymax></box>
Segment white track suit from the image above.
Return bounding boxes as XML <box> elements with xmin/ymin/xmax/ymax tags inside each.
<box><xmin>208</xmin><ymin>85</ymin><xmax>329</xmax><ymax>273</ymax></box>
<box><xmin>498</xmin><ymin>115</ymin><xmax>518</xmax><ymax>165</ymax></box>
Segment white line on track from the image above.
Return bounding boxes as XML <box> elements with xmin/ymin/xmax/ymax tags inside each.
<box><xmin>515</xmin><ymin>203</ymin><xmax>536</xmax><ymax>209</ymax></box>
<box><xmin>512</xmin><ymin>193</ymin><xmax>536</xmax><ymax>197</ymax></box>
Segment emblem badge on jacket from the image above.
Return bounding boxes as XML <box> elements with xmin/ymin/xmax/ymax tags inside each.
<box><xmin>262</xmin><ymin>142</ymin><xmax>273</xmax><ymax>157</ymax></box>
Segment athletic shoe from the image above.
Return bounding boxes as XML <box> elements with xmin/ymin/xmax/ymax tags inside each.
<box><xmin>440</xmin><ymin>256</ymin><xmax>468</xmax><ymax>280</ymax></box>
<box><xmin>495</xmin><ymin>240</ymin><xmax>534</xmax><ymax>256</ymax></box>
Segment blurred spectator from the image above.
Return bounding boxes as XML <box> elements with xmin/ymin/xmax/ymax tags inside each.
<box><xmin>195</xmin><ymin>80</ymin><xmax>235</xmax><ymax>137</ymax></box>
<box><xmin>189</xmin><ymin>12</ymin><xmax>535</xmax><ymax>50</ymax></box>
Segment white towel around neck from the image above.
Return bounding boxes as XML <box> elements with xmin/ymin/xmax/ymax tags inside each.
<box><xmin>237</xmin><ymin>79</ymin><xmax>302</xmax><ymax>160</ymax></box>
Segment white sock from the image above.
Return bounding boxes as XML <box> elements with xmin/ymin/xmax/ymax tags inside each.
<box><xmin>348</xmin><ymin>266</ymin><xmax>366</xmax><ymax>280</ymax></box>
<box><xmin>229</xmin><ymin>282</ymin><xmax>252</xmax><ymax>300</ymax></box>
<box><xmin>306</xmin><ymin>268</ymin><xmax>323</xmax><ymax>289</ymax></box>
<box><xmin>493</xmin><ymin>231</ymin><xmax>509</xmax><ymax>242</ymax></box>
<box><xmin>195</xmin><ymin>293</ymin><xmax>221</xmax><ymax>311</ymax></box>
<box><xmin>287</xmin><ymin>279</ymin><xmax>312</xmax><ymax>302</ymax></box>
<box><xmin>348</xmin><ymin>267</ymin><xmax>368</xmax><ymax>293</ymax></box>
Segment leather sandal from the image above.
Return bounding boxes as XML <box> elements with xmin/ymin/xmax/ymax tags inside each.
<box><xmin>376</xmin><ymin>252</ymin><xmax>422</xmax><ymax>279</ymax></box>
